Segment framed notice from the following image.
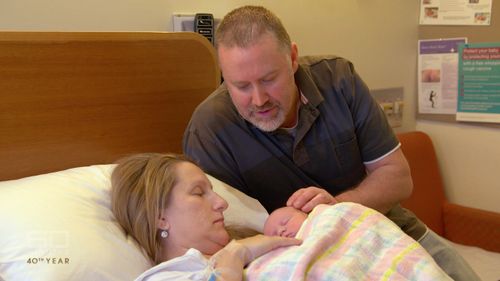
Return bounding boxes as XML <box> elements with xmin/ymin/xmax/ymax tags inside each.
<box><xmin>419</xmin><ymin>0</ymin><xmax>492</xmax><ymax>26</ymax></box>
<box><xmin>457</xmin><ymin>42</ymin><xmax>500</xmax><ymax>123</ymax></box>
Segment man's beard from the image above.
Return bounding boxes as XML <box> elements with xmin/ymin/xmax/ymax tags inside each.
<box><xmin>246</xmin><ymin>103</ymin><xmax>285</xmax><ymax>132</ymax></box>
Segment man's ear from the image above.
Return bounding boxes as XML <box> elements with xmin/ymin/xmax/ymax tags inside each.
<box><xmin>157</xmin><ymin>211</ymin><xmax>170</xmax><ymax>230</ymax></box>
<box><xmin>290</xmin><ymin>42</ymin><xmax>299</xmax><ymax>73</ymax></box>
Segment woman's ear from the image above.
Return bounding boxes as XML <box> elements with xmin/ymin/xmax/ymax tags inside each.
<box><xmin>157</xmin><ymin>211</ymin><xmax>170</xmax><ymax>230</ymax></box>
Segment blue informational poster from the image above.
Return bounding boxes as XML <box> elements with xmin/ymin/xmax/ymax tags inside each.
<box><xmin>418</xmin><ymin>38</ymin><xmax>466</xmax><ymax>114</ymax></box>
<box><xmin>457</xmin><ymin>42</ymin><xmax>500</xmax><ymax>123</ymax></box>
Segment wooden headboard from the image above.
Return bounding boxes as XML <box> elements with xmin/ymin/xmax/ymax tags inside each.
<box><xmin>0</xmin><ymin>32</ymin><xmax>220</xmax><ymax>181</ymax></box>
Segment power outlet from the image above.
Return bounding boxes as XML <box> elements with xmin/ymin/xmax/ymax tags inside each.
<box><xmin>194</xmin><ymin>13</ymin><xmax>214</xmax><ymax>44</ymax></box>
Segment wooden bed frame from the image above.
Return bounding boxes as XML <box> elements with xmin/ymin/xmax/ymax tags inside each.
<box><xmin>0</xmin><ymin>32</ymin><xmax>220</xmax><ymax>181</ymax></box>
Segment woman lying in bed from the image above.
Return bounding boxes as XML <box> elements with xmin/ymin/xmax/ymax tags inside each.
<box><xmin>111</xmin><ymin>153</ymin><xmax>300</xmax><ymax>281</ymax></box>
<box><xmin>111</xmin><ymin>153</ymin><xmax>451</xmax><ymax>281</ymax></box>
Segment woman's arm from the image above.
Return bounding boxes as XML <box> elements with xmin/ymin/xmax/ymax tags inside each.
<box><xmin>210</xmin><ymin>235</ymin><xmax>301</xmax><ymax>280</ymax></box>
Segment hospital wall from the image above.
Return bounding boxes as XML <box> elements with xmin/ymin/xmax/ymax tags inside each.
<box><xmin>1</xmin><ymin>0</ymin><xmax>498</xmax><ymax>213</ymax></box>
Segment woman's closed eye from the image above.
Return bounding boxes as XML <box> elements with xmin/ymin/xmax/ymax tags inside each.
<box><xmin>191</xmin><ymin>186</ymin><xmax>204</xmax><ymax>196</ymax></box>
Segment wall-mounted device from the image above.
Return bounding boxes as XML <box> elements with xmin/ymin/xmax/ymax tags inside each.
<box><xmin>194</xmin><ymin>13</ymin><xmax>214</xmax><ymax>44</ymax></box>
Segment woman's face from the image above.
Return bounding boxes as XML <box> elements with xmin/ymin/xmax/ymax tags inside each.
<box><xmin>159</xmin><ymin>162</ymin><xmax>230</xmax><ymax>258</ymax></box>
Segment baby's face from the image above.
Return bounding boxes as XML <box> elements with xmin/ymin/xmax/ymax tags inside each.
<box><xmin>263</xmin><ymin>206</ymin><xmax>307</xmax><ymax>237</ymax></box>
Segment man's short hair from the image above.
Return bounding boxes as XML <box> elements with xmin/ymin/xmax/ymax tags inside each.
<box><xmin>215</xmin><ymin>5</ymin><xmax>291</xmax><ymax>52</ymax></box>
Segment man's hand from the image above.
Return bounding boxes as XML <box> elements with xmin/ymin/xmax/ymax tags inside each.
<box><xmin>286</xmin><ymin>186</ymin><xmax>338</xmax><ymax>213</ymax></box>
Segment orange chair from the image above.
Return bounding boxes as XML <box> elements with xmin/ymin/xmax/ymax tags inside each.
<box><xmin>398</xmin><ymin>131</ymin><xmax>500</xmax><ymax>253</ymax></box>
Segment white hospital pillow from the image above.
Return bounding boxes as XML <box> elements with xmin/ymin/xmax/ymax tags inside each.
<box><xmin>0</xmin><ymin>164</ymin><xmax>268</xmax><ymax>281</ymax></box>
<box><xmin>208</xmin><ymin>174</ymin><xmax>269</xmax><ymax>233</ymax></box>
<box><xmin>0</xmin><ymin>165</ymin><xmax>151</xmax><ymax>281</ymax></box>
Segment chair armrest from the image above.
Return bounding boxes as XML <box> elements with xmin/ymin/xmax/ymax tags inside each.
<box><xmin>443</xmin><ymin>202</ymin><xmax>500</xmax><ymax>253</ymax></box>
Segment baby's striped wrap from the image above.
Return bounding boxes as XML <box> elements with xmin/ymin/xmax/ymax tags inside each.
<box><xmin>245</xmin><ymin>203</ymin><xmax>451</xmax><ymax>281</ymax></box>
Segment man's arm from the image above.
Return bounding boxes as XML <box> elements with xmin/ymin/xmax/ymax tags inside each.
<box><xmin>287</xmin><ymin>148</ymin><xmax>413</xmax><ymax>214</ymax></box>
<box><xmin>335</xmin><ymin>148</ymin><xmax>413</xmax><ymax>214</ymax></box>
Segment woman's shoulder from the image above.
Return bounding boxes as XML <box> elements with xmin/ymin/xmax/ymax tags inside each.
<box><xmin>134</xmin><ymin>248</ymin><xmax>211</xmax><ymax>281</ymax></box>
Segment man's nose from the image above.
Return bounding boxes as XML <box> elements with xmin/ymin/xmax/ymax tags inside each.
<box><xmin>251</xmin><ymin>85</ymin><xmax>268</xmax><ymax>107</ymax></box>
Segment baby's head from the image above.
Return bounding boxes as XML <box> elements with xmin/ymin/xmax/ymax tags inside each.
<box><xmin>263</xmin><ymin>206</ymin><xmax>307</xmax><ymax>237</ymax></box>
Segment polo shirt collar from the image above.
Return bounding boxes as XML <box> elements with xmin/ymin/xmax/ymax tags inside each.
<box><xmin>294</xmin><ymin>64</ymin><xmax>324</xmax><ymax>108</ymax></box>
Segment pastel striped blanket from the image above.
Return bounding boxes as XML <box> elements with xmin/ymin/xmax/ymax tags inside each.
<box><xmin>245</xmin><ymin>203</ymin><xmax>451</xmax><ymax>281</ymax></box>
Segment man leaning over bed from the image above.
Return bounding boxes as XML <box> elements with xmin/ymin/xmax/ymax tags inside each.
<box><xmin>183</xmin><ymin>5</ymin><xmax>479</xmax><ymax>281</ymax></box>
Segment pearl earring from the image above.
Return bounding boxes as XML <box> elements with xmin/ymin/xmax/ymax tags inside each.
<box><xmin>160</xmin><ymin>230</ymin><xmax>169</xmax><ymax>238</ymax></box>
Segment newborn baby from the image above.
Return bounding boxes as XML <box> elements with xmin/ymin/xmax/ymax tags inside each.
<box><xmin>263</xmin><ymin>206</ymin><xmax>307</xmax><ymax>237</ymax></box>
<box><xmin>251</xmin><ymin>203</ymin><xmax>453</xmax><ymax>280</ymax></box>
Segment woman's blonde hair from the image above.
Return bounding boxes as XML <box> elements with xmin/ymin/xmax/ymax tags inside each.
<box><xmin>110</xmin><ymin>153</ymin><xmax>191</xmax><ymax>264</ymax></box>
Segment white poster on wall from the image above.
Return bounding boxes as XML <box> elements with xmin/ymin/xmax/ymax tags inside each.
<box><xmin>418</xmin><ymin>38</ymin><xmax>467</xmax><ymax>114</ymax></box>
<box><xmin>419</xmin><ymin>0</ymin><xmax>492</xmax><ymax>25</ymax></box>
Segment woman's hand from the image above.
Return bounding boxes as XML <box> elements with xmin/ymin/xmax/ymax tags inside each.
<box><xmin>210</xmin><ymin>235</ymin><xmax>301</xmax><ymax>280</ymax></box>
<box><xmin>234</xmin><ymin>234</ymin><xmax>302</xmax><ymax>264</ymax></box>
